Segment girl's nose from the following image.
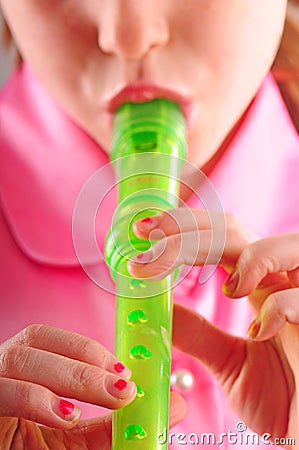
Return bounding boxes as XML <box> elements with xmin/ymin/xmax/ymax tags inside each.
<box><xmin>98</xmin><ymin>1</ymin><xmax>169</xmax><ymax>60</ymax></box>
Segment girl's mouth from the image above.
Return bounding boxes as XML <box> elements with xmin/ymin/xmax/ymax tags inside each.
<box><xmin>107</xmin><ymin>84</ymin><xmax>193</xmax><ymax>127</ymax></box>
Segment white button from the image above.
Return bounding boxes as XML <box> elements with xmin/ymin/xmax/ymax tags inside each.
<box><xmin>171</xmin><ymin>369</ymin><xmax>194</xmax><ymax>392</ymax></box>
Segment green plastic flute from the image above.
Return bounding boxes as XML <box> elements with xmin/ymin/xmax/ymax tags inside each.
<box><xmin>105</xmin><ymin>99</ymin><xmax>186</xmax><ymax>449</ymax></box>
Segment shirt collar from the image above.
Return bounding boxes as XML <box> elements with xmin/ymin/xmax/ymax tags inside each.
<box><xmin>189</xmin><ymin>74</ymin><xmax>299</xmax><ymax>237</ymax></box>
<box><xmin>0</xmin><ymin>64</ymin><xmax>114</xmax><ymax>266</ymax></box>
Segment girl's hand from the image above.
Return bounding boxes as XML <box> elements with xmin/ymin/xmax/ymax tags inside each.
<box><xmin>0</xmin><ymin>325</ymin><xmax>187</xmax><ymax>448</ymax></box>
<box><xmin>0</xmin><ymin>326</ymin><xmax>136</xmax><ymax>429</ymax></box>
<box><xmin>222</xmin><ymin>233</ymin><xmax>299</xmax><ymax>340</ymax></box>
<box><xmin>129</xmin><ymin>208</ymin><xmax>253</xmax><ymax>279</ymax></box>
<box><xmin>0</xmin><ymin>392</ymin><xmax>186</xmax><ymax>449</ymax></box>
<box><xmin>130</xmin><ymin>210</ymin><xmax>299</xmax><ymax>443</ymax></box>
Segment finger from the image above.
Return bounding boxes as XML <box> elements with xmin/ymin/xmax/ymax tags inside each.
<box><xmin>133</xmin><ymin>208</ymin><xmax>212</xmax><ymax>240</ymax></box>
<box><xmin>71</xmin><ymin>414</ymin><xmax>112</xmax><ymax>450</ymax></box>
<box><xmin>169</xmin><ymin>391</ymin><xmax>188</xmax><ymax>428</ymax></box>
<box><xmin>129</xmin><ymin>230</ymin><xmax>200</xmax><ymax>279</ymax></box>
<box><xmin>1</xmin><ymin>393</ymin><xmax>186</xmax><ymax>447</ymax></box>
<box><xmin>0</xmin><ymin>345</ymin><xmax>136</xmax><ymax>409</ymax></box>
<box><xmin>7</xmin><ymin>416</ymin><xmax>111</xmax><ymax>450</ymax></box>
<box><xmin>69</xmin><ymin>391</ymin><xmax>187</xmax><ymax>450</ymax></box>
<box><xmin>0</xmin><ymin>417</ymin><xmax>18</xmax><ymax>444</ymax></box>
<box><xmin>134</xmin><ymin>208</ymin><xmax>255</xmax><ymax>243</ymax></box>
<box><xmin>223</xmin><ymin>233</ymin><xmax>299</xmax><ymax>298</ymax></box>
<box><xmin>0</xmin><ymin>378</ymin><xmax>81</xmax><ymax>430</ymax></box>
<box><xmin>288</xmin><ymin>266</ymin><xmax>299</xmax><ymax>287</ymax></box>
<box><xmin>172</xmin><ymin>303</ymin><xmax>243</xmax><ymax>385</ymax></box>
<box><xmin>39</xmin><ymin>415</ymin><xmax>112</xmax><ymax>450</ymax></box>
<box><xmin>247</xmin><ymin>288</ymin><xmax>299</xmax><ymax>341</ymax></box>
<box><xmin>2</xmin><ymin>324</ymin><xmax>132</xmax><ymax>379</ymax></box>
<box><xmin>128</xmin><ymin>227</ymin><xmax>249</xmax><ymax>280</ymax></box>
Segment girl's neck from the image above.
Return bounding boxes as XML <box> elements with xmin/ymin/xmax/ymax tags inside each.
<box><xmin>179</xmin><ymin>107</ymin><xmax>250</xmax><ymax>202</ymax></box>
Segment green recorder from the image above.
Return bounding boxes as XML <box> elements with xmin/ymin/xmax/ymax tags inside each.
<box><xmin>105</xmin><ymin>99</ymin><xmax>186</xmax><ymax>449</ymax></box>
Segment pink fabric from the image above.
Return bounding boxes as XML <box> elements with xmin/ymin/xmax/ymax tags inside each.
<box><xmin>0</xmin><ymin>64</ymin><xmax>298</xmax><ymax>448</ymax></box>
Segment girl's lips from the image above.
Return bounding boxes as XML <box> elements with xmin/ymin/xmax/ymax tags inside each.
<box><xmin>107</xmin><ymin>84</ymin><xmax>192</xmax><ymax>126</ymax></box>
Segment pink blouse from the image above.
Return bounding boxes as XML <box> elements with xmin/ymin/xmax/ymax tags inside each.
<box><xmin>0</xmin><ymin>64</ymin><xmax>298</xmax><ymax>448</ymax></box>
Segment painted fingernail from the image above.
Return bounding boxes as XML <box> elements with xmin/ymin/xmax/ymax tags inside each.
<box><xmin>106</xmin><ymin>377</ymin><xmax>136</xmax><ymax>399</ymax></box>
<box><xmin>137</xmin><ymin>216</ymin><xmax>159</xmax><ymax>228</ymax></box>
<box><xmin>103</xmin><ymin>358</ymin><xmax>131</xmax><ymax>379</ymax></box>
<box><xmin>114</xmin><ymin>379</ymin><xmax>127</xmax><ymax>390</ymax></box>
<box><xmin>131</xmin><ymin>250</ymin><xmax>152</xmax><ymax>264</ymax></box>
<box><xmin>141</xmin><ymin>217</ymin><xmax>155</xmax><ymax>225</ymax></box>
<box><xmin>223</xmin><ymin>269</ymin><xmax>240</xmax><ymax>296</ymax></box>
<box><xmin>112</xmin><ymin>361</ymin><xmax>131</xmax><ymax>378</ymax></box>
<box><xmin>114</xmin><ymin>362</ymin><xmax>125</xmax><ymax>373</ymax></box>
<box><xmin>247</xmin><ymin>317</ymin><xmax>261</xmax><ymax>339</ymax></box>
<box><xmin>53</xmin><ymin>399</ymin><xmax>81</xmax><ymax>422</ymax></box>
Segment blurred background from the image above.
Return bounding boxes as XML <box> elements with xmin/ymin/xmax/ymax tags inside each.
<box><xmin>0</xmin><ymin>15</ymin><xmax>15</xmax><ymax>87</ymax></box>
<box><xmin>273</xmin><ymin>0</ymin><xmax>299</xmax><ymax>130</ymax></box>
<box><xmin>0</xmin><ymin>1</ymin><xmax>298</xmax><ymax>130</ymax></box>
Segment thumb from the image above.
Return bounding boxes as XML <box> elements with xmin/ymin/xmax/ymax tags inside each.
<box><xmin>173</xmin><ymin>303</ymin><xmax>244</xmax><ymax>383</ymax></box>
<box><xmin>169</xmin><ymin>391</ymin><xmax>188</xmax><ymax>428</ymax></box>
<box><xmin>222</xmin><ymin>234</ymin><xmax>299</xmax><ymax>298</ymax></box>
<box><xmin>74</xmin><ymin>392</ymin><xmax>187</xmax><ymax>450</ymax></box>
<box><xmin>74</xmin><ymin>415</ymin><xmax>112</xmax><ymax>450</ymax></box>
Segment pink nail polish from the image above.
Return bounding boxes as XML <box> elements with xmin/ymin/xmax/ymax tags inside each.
<box><xmin>114</xmin><ymin>362</ymin><xmax>125</xmax><ymax>373</ymax></box>
<box><xmin>132</xmin><ymin>250</ymin><xmax>152</xmax><ymax>263</ymax></box>
<box><xmin>59</xmin><ymin>399</ymin><xmax>75</xmax><ymax>416</ymax></box>
<box><xmin>54</xmin><ymin>399</ymin><xmax>81</xmax><ymax>422</ymax></box>
<box><xmin>140</xmin><ymin>217</ymin><xmax>153</xmax><ymax>224</ymax></box>
<box><xmin>106</xmin><ymin>377</ymin><xmax>136</xmax><ymax>399</ymax></box>
<box><xmin>114</xmin><ymin>379</ymin><xmax>128</xmax><ymax>391</ymax></box>
<box><xmin>137</xmin><ymin>215</ymin><xmax>161</xmax><ymax>230</ymax></box>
